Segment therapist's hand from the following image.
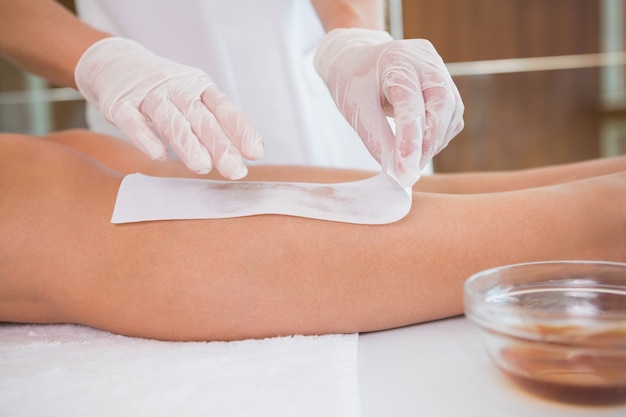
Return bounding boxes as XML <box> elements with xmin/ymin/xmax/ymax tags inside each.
<box><xmin>75</xmin><ymin>37</ymin><xmax>263</xmax><ymax>179</ymax></box>
<box><xmin>314</xmin><ymin>28</ymin><xmax>464</xmax><ymax>188</ymax></box>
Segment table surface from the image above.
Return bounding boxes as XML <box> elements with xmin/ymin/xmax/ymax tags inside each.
<box><xmin>358</xmin><ymin>316</ymin><xmax>626</xmax><ymax>417</ymax></box>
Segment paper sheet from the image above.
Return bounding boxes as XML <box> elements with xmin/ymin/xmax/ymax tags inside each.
<box><xmin>111</xmin><ymin>173</ymin><xmax>412</xmax><ymax>225</ymax></box>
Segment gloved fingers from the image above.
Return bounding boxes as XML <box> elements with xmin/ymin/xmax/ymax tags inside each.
<box><xmin>140</xmin><ymin>85</ymin><xmax>214</xmax><ymax>175</ymax></box>
<box><xmin>164</xmin><ymin>76</ymin><xmax>251</xmax><ymax>179</ymax></box>
<box><xmin>411</xmin><ymin>41</ymin><xmax>465</xmax><ymax>164</ymax></box>
<box><xmin>381</xmin><ymin>63</ymin><xmax>426</xmax><ymax>187</ymax></box>
<box><xmin>366</xmin><ymin>110</ymin><xmax>398</xmax><ymax>169</ymax></box>
<box><xmin>110</xmin><ymin>102</ymin><xmax>168</xmax><ymax>161</ymax></box>
<box><xmin>74</xmin><ymin>38</ymin><xmax>256</xmax><ymax>178</ymax></box>
<box><xmin>421</xmin><ymin>85</ymin><xmax>456</xmax><ymax>164</ymax></box>
<box><xmin>421</xmin><ymin>79</ymin><xmax>463</xmax><ymax>166</ymax></box>
<box><xmin>187</xmin><ymin>98</ymin><xmax>250</xmax><ymax>179</ymax></box>
<box><xmin>201</xmin><ymin>84</ymin><xmax>264</xmax><ymax>161</ymax></box>
<box><xmin>350</xmin><ymin>98</ymin><xmax>402</xmax><ymax>185</ymax></box>
<box><xmin>381</xmin><ymin>116</ymin><xmax>418</xmax><ymax>187</ymax></box>
<box><xmin>340</xmin><ymin>80</ymin><xmax>394</xmax><ymax>165</ymax></box>
<box><xmin>439</xmin><ymin>83</ymin><xmax>465</xmax><ymax>152</ymax></box>
<box><xmin>387</xmin><ymin>97</ymin><xmax>425</xmax><ymax>186</ymax></box>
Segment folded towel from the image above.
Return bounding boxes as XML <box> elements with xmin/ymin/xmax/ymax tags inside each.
<box><xmin>0</xmin><ymin>323</ymin><xmax>361</xmax><ymax>417</ymax></box>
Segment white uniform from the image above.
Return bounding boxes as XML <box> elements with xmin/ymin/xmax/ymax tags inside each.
<box><xmin>75</xmin><ymin>0</ymin><xmax>433</xmax><ymax>174</ymax></box>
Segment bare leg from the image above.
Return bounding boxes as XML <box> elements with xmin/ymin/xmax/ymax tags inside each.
<box><xmin>1</xmin><ymin>132</ymin><xmax>625</xmax><ymax>341</ymax></box>
<box><xmin>43</xmin><ymin>129</ymin><xmax>626</xmax><ymax>191</ymax></box>
<box><xmin>41</xmin><ymin>129</ymin><xmax>377</xmax><ymax>183</ymax></box>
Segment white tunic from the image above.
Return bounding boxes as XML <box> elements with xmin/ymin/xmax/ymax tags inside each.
<box><xmin>74</xmin><ymin>0</ymin><xmax>383</xmax><ymax>171</ymax></box>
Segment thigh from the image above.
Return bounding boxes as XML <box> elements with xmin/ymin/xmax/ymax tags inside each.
<box><xmin>0</xmin><ymin>133</ymin><xmax>123</xmax><ymax>322</ymax></box>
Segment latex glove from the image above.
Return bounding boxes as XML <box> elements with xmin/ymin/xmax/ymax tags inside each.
<box><xmin>75</xmin><ymin>37</ymin><xmax>263</xmax><ymax>179</ymax></box>
<box><xmin>314</xmin><ymin>28</ymin><xmax>464</xmax><ymax>187</ymax></box>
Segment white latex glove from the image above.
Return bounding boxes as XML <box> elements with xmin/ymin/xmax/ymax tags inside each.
<box><xmin>75</xmin><ymin>37</ymin><xmax>263</xmax><ymax>179</ymax></box>
<box><xmin>314</xmin><ymin>28</ymin><xmax>464</xmax><ymax>187</ymax></box>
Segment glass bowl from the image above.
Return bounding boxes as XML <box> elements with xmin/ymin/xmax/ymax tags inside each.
<box><xmin>464</xmin><ymin>260</ymin><xmax>626</xmax><ymax>405</ymax></box>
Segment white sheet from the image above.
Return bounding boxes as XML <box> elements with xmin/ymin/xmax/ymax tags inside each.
<box><xmin>0</xmin><ymin>323</ymin><xmax>361</xmax><ymax>417</ymax></box>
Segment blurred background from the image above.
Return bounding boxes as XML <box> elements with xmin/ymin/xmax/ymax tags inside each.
<box><xmin>1</xmin><ymin>0</ymin><xmax>625</xmax><ymax>173</ymax></box>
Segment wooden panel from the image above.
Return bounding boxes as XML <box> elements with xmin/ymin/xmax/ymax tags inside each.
<box><xmin>403</xmin><ymin>0</ymin><xmax>599</xmax><ymax>61</ymax></box>
<box><xmin>444</xmin><ymin>69</ymin><xmax>600</xmax><ymax>172</ymax></box>
<box><xmin>402</xmin><ymin>0</ymin><xmax>602</xmax><ymax>171</ymax></box>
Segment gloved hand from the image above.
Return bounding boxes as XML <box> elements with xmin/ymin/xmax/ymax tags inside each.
<box><xmin>75</xmin><ymin>37</ymin><xmax>263</xmax><ymax>179</ymax></box>
<box><xmin>314</xmin><ymin>28</ymin><xmax>464</xmax><ymax>187</ymax></box>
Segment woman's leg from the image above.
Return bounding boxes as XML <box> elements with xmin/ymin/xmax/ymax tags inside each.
<box><xmin>1</xmin><ymin>132</ymin><xmax>625</xmax><ymax>341</ymax></box>
<box><xmin>41</xmin><ymin>129</ymin><xmax>377</xmax><ymax>183</ymax></box>
<box><xmin>416</xmin><ymin>156</ymin><xmax>626</xmax><ymax>193</ymax></box>
<box><xmin>43</xmin><ymin>129</ymin><xmax>626</xmax><ymax>191</ymax></box>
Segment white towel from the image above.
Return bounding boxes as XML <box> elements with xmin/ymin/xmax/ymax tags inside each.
<box><xmin>0</xmin><ymin>323</ymin><xmax>361</xmax><ymax>417</ymax></box>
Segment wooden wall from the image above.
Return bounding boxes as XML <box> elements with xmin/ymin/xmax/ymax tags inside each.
<box><xmin>402</xmin><ymin>0</ymin><xmax>604</xmax><ymax>172</ymax></box>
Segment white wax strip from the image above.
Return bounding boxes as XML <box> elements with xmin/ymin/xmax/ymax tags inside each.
<box><xmin>111</xmin><ymin>173</ymin><xmax>412</xmax><ymax>225</ymax></box>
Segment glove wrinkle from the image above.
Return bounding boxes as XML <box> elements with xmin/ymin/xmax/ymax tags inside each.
<box><xmin>75</xmin><ymin>37</ymin><xmax>263</xmax><ymax>178</ymax></box>
<box><xmin>314</xmin><ymin>28</ymin><xmax>464</xmax><ymax>188</ymax></box>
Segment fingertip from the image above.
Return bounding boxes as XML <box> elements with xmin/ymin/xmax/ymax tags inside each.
<box><xmin>243</xmin><ymin>131</ymin><xmax>264</xmax><ymax>161</ymax></box>
<box><xmin>216</xmin><ymin>148</ymin><xmax>248</xmax><ymax>180</ymax></box>
<box><xmin>223</xmin><ymin>161</ymin><xmax>248</xmax><ymax>180</ymax></box>
<box><xmin>146</xmin><ymin>147</ymin><xmax>168</xmax><ymax>161</ymax></box>
<box><xmin>184</xmin><ymin>151</ymin><xmax>214</xmax><ymax>175</ymax></box>
<box><xmin>229</xmin><ymin>113</ymin><xmax>264</xmax><ymax>161</ymax></box>
<box><xmin>132</xmin><ymin>130</ymin><xmax>169</xmax><ymax>161</ymax></box>
<box><xmin>228</xmin><ymin>165</ymin><xmax>249</xmax><ymax>180</ymax></box>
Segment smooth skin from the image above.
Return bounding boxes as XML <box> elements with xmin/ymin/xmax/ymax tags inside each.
<box><xmin>0</xmin><ymin>130</ymin><xmax>624</xmax><ymax>342</ymax></box>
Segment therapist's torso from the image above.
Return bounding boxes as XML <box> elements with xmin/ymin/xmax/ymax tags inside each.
<box><xmin>74</xmin><ymin>0</ymin><xmax>385</xmax><ymax>171</ymax></box>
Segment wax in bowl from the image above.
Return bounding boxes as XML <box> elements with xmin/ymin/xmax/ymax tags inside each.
<box><xmin>464</xmin><ymin>260</ymin><xmax>626</xmax><ymax>405</ymax></box>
